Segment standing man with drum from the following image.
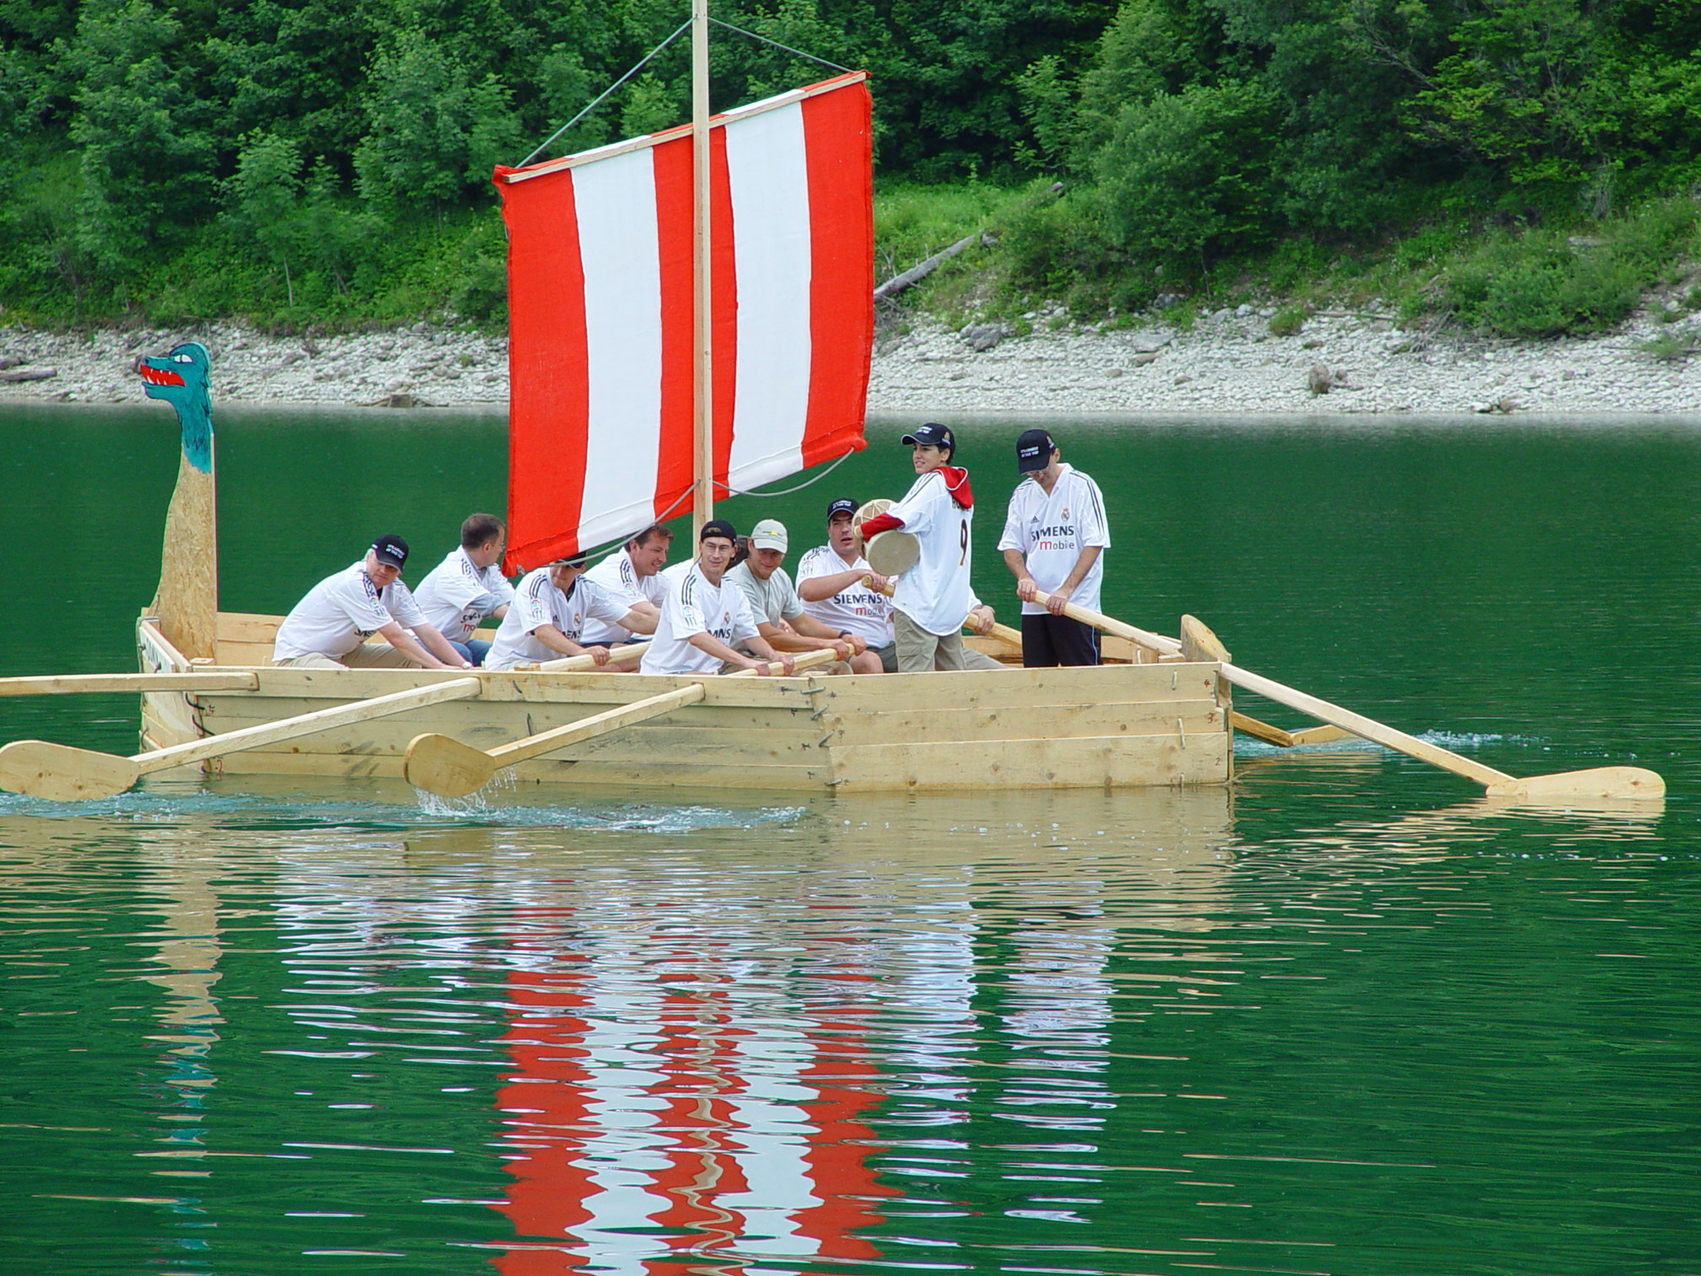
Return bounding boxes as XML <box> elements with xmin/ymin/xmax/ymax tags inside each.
<box><xmin>856</xmin><ymin>423</ymin><xmax>979</xmax><ymax>673</ymax></box>
<box><xmin>998</xmin><ymin>428</ymin><xmax>1111</xmax><ymax>667</ymax></box>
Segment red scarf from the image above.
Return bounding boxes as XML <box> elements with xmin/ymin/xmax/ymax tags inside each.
<box><xmin>860</xmin><ymin>466</ymin><xmax>973</xmax><ymax>537</ymax></box>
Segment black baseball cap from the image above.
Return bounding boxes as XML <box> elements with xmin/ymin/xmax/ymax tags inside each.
<box><xmin>827</xmin><ymin>498</ymin><xmax>857</xmax><ymax>521</ymax></box>
<box><xmin>699</xmin><ymin>518</ymin><xmax>737</xmax><ymax>543</ymax></box>
<box><xmin>1016</xmin><ymin>428</ymin><xmax>1056</xmax><ymax>473</ymax></box>
<box><xmin>547</xmin><ymin>551</ymin><xmax>590</xmax><ymax>569</ymax></box>
<box><xmin>371</xmin><ymin>534</ymin><xmax>409</xmax><ymax>569</ymax></box>
<box><xmin>901</xmin><ymin>422</ymin><xmax>955</xmax><ymax>454</ymax></box>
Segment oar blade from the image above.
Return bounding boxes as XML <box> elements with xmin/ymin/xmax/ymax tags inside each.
<box><xmin>1486</xmin><ymin>766</ymin><xmax>1665</xmax><ymax>803</ymax></box>
<box><xmin>0</xmin><ymin>740</ymin><xmax>143</xmax><ymax>801</ymax></box>
<box><xmin>404</xmin><ymin>732</ymin><xmax>498</xmax><ymax>799</ymax></box>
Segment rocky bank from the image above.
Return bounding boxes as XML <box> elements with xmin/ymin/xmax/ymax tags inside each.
<box><xmin>2</xmin><ymin>304</ymin><xmax>1697</xmax><ymax>415</ymax></box>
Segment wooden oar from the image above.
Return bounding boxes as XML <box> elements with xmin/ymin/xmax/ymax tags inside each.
<box><xmin>525</xmin><ymin>642</ymin><xmax>651</xmax><ymax>672</ymax></box>
<box><xmin>0</xmin><ymin>676</ymin><xmax>483</xmax><ymax>802</ymax></box>
<box><xmin>0</xmin><ymin>671</ymin><xmax>261</xmax><ymax>697</ymax></box>
<box><xmin>404</xmin><ymin>648</ymin><xmax>839</xmax><ymax>798</ymax></box>
<box><xmin>1028</xmin><ymin>590</ymin><xmax>1664</xmax><ymax>802</ymax></box>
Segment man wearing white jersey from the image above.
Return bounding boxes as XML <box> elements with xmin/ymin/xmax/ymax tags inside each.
<box><xmin>640</xmin><ymin>520</ymin><xmax>794</xmax><ymax>677</ymax></box>
<box><xmin>855</xmin><ymin>423</ymin><xmax>987</xmax><ymax>673</ymax></box>
<box><xmin>999</xmin><ymin>429</ymin><xmax>1111</xmax><ymax>667</ymax></box>
<box><xmin>798</xmin><ymin>498</ymin><xmax>900</xmax><ymax>670</ymax></box>
<box><xmin>725</xmin><ymin>518</ymin><xmax>874</xmax><ymax>673</ymax></box>
<box><xmin>272</xmin><ymin>535</ymin><xmax>473</xmax><ymax>670</ymax></box>
<box><xmin>801</xmin><ymin>497</ymin><xmax>1006</xmax><ymax>673</ymax></box>
<box><xmin>484</xmin><ymin>553</ymin><xmax>654</xmax><ymax>671</ymax></box>
<box><xmin>414</xmin><ymin>512</ymin><xmax>515</xmax><ymax>666</ymax></box>
<box><xmin>580</xmin><ymin>523</ymin><xmax>672</xmax><ymax>646</ymax></box>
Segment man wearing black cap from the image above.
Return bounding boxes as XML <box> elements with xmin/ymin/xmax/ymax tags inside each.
<box><xmin>998</xmin><ymin>429</ymin><xmax>1111</xmax><ymax>667</ymax></box>
<box><xmin>271</xmin><ymin>535</ymin><xmax>473</xmax><ymax>670</ymax></box>
<box><xmin>856</xmin><ymin>423</ymin><xmax>981</xmax><ymax>672</ymax></box>
<box><xmin>640</xmin><ymin>519</ymin><xmax>795</xmax><ymax>677</ymax></box>
<box><xmin>484</xmin><ymin>551</ymin><xmax>657</xmax><ymax>671</ymax></box>
<box><xmin>798</xmin><ymin>498</ymin><xmax>901</xmax><ymax>670</ymax></box>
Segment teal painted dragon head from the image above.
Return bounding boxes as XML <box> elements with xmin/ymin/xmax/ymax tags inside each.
<box><xmin>136</xmin><ymin>342</ymin><xmax>213</xmax><ymax>474</ymax></box>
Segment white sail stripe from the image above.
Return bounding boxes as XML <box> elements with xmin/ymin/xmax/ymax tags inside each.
<box><xmin>725</xmin><ymin>101</ymin><xmax>812</xmax><ymax>493</ymax></box>
<box><xmin>563</xmin><ymin>983</ymin><xmax>682</xmax><ymax>1268</ymax></box>
<box><xmin>718</xmin><ymin>1027</ymin><xmax>825</xmax><ymax>1254</ymax></box>
<box><xmin>574</xmin><ymin>149</ymin><xmax>665</xmax><ymax>546</ymax></box>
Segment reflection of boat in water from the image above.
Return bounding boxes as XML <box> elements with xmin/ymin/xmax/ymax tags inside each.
<box><xmin>0</xmin><ymin>779</ymin><xmax>1664</xmax><ymax>1265</ymax></box>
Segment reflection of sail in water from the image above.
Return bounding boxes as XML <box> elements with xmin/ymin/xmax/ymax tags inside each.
<box><xmin>491</xmin><ymin>916</ymin><xmax>894</xmax><ymax>1271</ymax></box>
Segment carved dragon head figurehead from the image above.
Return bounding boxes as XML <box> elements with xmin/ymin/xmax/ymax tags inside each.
<box><xmin>136</xmin><ymin>342</ymin><xmax>213</xmax><ymax>474</ymax></box>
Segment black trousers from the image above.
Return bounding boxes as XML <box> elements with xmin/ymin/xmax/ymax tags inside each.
<box><xmin>1021</xmin><ymin>613</ymin><xmax>1101</xmax><ymax>667</ymax></box>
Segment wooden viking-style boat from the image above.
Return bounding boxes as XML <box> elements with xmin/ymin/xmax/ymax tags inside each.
<box><xmin>0</xmin><ymin>4</ymin><xmax>1663</xmax><ymax>806</ymax></box>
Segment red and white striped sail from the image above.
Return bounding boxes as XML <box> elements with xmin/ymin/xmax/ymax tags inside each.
<box><xmin>494</xmin><ymin>72</ymin><xmax>874</xmax><ymax>571</ymax></box>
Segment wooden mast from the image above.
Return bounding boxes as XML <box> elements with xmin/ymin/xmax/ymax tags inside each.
<box><xmin>691</xmin><ymin>0</ymin><xmax>713</xmax><ymax>539</ymax></box>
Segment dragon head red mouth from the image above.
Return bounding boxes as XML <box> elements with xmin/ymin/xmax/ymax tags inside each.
<box><xmin>136</xmin><ymin>358</ymin><xmax>186</xmax><ymax>387</ymax></box>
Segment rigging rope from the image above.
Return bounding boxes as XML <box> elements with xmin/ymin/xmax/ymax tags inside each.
<box><xmin>515</xmin><ymin>18</ymin><xmax>692</xmax><ymax>168</ymax></box>
<box><xmin>706</xmin><ymin>18</ymin><xmax>851</xmax><ymax>72</ymax></box>
<box><xmin>717</xmin><ymin>447</ymin><xmax>859</xmax><ymax>498</ymax></box>
<box><xmin>513</xmin><ymin>15</ymin><xmax>851</xmax><ymax>168</ymax></box>
<box><xmin>571</xmin><ymin>446</ymin><xmax>862</xmax><ymax>563</ymax></box>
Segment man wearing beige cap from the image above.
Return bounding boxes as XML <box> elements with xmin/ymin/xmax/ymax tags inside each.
<box><xmin>726</xmin><ymin>518</ymin><xmax>879</xmax><ymax>673</ymax></box>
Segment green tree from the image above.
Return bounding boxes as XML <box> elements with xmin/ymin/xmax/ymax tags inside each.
<box><xmin>1095</xmin><ymin>77</ymin><xmax>1278</xmax><ymax>265</ymax></box>
<box><xmin>67</xmin><ymin>0</ymin><xmax>217</xmax><ymax>271</ymax></box>
<box><xmin>354</xmin><ymin>28</ymin><xmax>521</xmax><ymax>206</ymax></box>
<box><xmin>227</xmin><ymin>130</ymin><xmax>303</xmax><ymax>299</ymax></box>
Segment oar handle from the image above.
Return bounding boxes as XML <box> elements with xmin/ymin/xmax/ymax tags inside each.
<box><xmin>1027</xmin><ymin>590</ymin><xmax>1181</xmax><ymax>656</ymax></box>
<box><xmin>727</xmin><ymin>647</ymin><xmax>839</xmax><ymax>678</ymax></box>
<box><xmin>526</xmin><ymin>641</ymin><xmax>651</xmax><ymax>672</ymax></box>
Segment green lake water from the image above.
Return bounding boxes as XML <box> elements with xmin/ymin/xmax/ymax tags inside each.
<box><xmin>2</xmin><ymin>402</ymin><xmax>1698</xmax><ymax>1274</ymax></box>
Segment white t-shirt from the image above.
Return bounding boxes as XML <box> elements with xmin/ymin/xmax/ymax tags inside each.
<box><xmin>997</xmin><ymin>464</ymin><xmax>1111</xmax><ymax>615</ymax></box>
<box><xmin>485</xmin><ymin>568</ymin><xmax>634</xmax><ymax>671</ymax></box>
<box><xmin>796</xmin><ymin>545</ymin><xmax>894</xmax><ymax>647</ymax></box>
<box><xmin>413</xmin><ymin>547</ymin><xmax>516</xmax><ymax>641</ymax></box>
<box><xmin>272</xmin><ymin>562</ymin><xmax>429</xmax><ymax>660</ymax></box>
<box><xmin>639</xmin><ymin>561</ymin><xmax>761</xmax><ymax>676</ymax></box>
<box><xmin>580</xmin><ymin>548</ymin><xmax>667</xmax><ymax>644</ymax></box>
<box><xmin>888</xmin><ymin>468</ymin><xmax>975</xmax><ymax>637</ymax></box>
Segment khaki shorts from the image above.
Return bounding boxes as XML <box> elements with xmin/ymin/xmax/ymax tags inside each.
<box><xmin>272</xmin><ymin>643</ymin><xmax>419</xmax><ymax>670</ymax></box>
<box><xmin>894</xmin><ymin>612</ymin><xmax>967</xmax><ymax>673</ymax></box>
<box><xmin>890</xmin><ymin>616</ymin><xmax>1004</xmax><ymax>672</ymax></box>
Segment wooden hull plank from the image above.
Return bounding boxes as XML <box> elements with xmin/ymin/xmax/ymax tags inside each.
<box><xmin>825</xmin><ymin>699</ymin><xmax>1222</xmax><ymax>744</ymax></box>
<box><xmin>829</xmin><ymin>732</ymin><xmax>1229</xmax><ymax>791</ymax></box>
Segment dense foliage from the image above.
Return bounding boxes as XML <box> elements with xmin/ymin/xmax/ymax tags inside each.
<box><xmin>0</xmin><ymin>0</ymin><xmax>1697</xmax><ymax>333</ymax></box>
<box><xmin>995</xmin><ymin>0</ymin><xmax>1701</xmax><ymax>319</ymax></box>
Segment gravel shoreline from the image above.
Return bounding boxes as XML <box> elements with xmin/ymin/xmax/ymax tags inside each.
<box><xmin>2</xmin><ymin>305</ymin><xmax>1697</xmax><ymax>415</ymax></box>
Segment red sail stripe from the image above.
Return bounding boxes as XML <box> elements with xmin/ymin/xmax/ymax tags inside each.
<box><xmin>801</xmin><ymin>82</ymin><xmax>874</xmax><ymax>469</ymax></box>
<box><xmin>496</xmin><ymin>171</ymin><xmax>590</xmax><ymax>574</ymax></box>
<box><xmin>710</xmin><ymin>129</ymin><xmax>739</xmax><ymax>500</ymax></box>
<box><xmin>493</xmin><ymin>953</ymin><xmax>599</xmax><ymax>1272</ymax></box>
<box><xmin>651</xmin><ymin>139</ymin><xmax>696</xmax><ymax>526</ymax></box>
